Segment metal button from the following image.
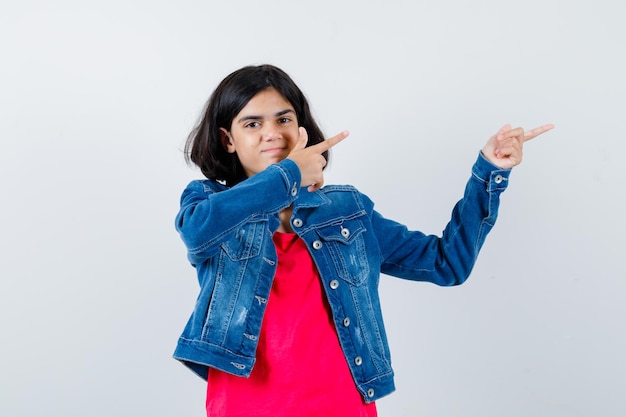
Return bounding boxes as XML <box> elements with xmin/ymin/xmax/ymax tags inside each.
<box><xmin>494</xmin><ymin>174</ymin><xmax>504</xmax><ymax>184</ymax></box>
<box><xmin>329</xmin><ymin>279</ymin><xmax>339</xmax><ymax>290</ymax></box>
<box><xmin>343</xmin><ymin>317</ymin><xmax>350</xmax><ymax>327</ymax></box>
<box><xmin>291</xmin><ymin>184</ymin><xmax>298</xmax><ymax>196</ymax></box>
<box><xmin>341</xmin><ymin>227</ymin><xmax>350</xmax><ymax>238</ymax></box>
<box><xmin>354</xmin><ymin>356</ymin><xmax>363</xmax><ymax>366</ymax></box>
<box><xmin>312</xmin><ymin>240</ymin><xmax>322</xmax><ymax>250</ymax></box>
<box><xmin>367</xmin><ymin>388</ymin><xmax>375</xmax><ymax>398</ymax></box>
<box><xmin>293</xmin><ymin>218</ymin><xmax>303</xmax><ymax>227</ymax></box>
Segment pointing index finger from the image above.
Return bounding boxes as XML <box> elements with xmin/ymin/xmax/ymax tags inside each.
<box><xmin>311</xmin><ymin>130</ymin><xmax>350</xmax><ymax>153</ymax></box>
<box><xmin>524</xmin><ymin>124</ymin><xmax>555</xmax><ymax>142</ymax></box>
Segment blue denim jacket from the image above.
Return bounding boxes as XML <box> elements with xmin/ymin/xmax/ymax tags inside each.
<box><xmin>173</xmin><ymin>152</ymin><xmax>510</xmax><ymax>403</ymax></box>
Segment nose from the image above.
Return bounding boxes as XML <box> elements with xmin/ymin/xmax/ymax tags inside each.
<box><xmin>261</xmin><ymin>124</ymin><xmax>282</xmax><ymax>141</ymax></box>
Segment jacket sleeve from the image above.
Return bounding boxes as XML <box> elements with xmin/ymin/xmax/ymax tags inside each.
<box><xmin>175</xmin><ymin>159</ymin><xmax>302</xmax><ymax>262</ymax></box>
<box><xmin>372</xmin><ymin>151</ymin><xmax>511</xmax><ymax>286</ymax></box>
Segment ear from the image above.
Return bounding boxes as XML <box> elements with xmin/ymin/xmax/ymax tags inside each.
<box><xmin>219</xmin><ymin>128</ymin><xmax>236</xmax><ymax>154</ymax></box>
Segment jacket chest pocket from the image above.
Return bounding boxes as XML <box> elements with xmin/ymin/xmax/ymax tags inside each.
<box><xmin>315</xmin><ymin>219</ymin><xmax>370</xmax><ymax>286</ymax></box>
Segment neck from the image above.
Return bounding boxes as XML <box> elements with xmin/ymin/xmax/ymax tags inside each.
<box><xmin>278</xmin><ymin>206</ymin><xmax>294</xmax><ymax>233</ymax></box>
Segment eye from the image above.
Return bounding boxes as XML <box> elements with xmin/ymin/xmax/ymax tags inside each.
<box><xmin>244</xmin><ymin>121</ymin><xmax>260</xmax><ymax>128</ymax></box>
<box><xmin>278</xmin><ymin>117</ymin><xmax>292</xmax><ymax>124</ymax></box>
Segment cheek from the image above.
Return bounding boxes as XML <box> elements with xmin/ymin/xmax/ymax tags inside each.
<box><xmin>286</xmin><ymin>128</ymin><xmax>301</xmax><ymax>147</ymax></box>
<box><xmin>287</xmin><ymin>134</ymin><xmax>298</xmax><ymax>145</ymax></box>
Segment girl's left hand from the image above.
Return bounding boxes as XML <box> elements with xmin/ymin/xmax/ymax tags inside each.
<box><xmin>482</xmin><ymin>123</ymin><xmax>555</xmax><ymax>169</ymax></box>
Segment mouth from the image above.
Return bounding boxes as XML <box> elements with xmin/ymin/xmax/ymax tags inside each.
<box><xmin>262</xmin><ymin>147</ymin><xmax>287</xmax><ymax>155</ymax></box>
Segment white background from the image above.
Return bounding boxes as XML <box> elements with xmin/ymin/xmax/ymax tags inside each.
<box><xmin>1</xmin><ymin>1</ymin><xmax>624</xmax><ymax>416</ymax></box>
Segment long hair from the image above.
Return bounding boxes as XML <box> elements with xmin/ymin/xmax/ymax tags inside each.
<box><xmin>184</xmin><ymin>65</ymin><xmax>327</xmax><ymax>185</ymax></box>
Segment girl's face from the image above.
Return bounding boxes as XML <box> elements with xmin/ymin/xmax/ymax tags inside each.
<box><xmin>220</xmin><ymin>88</ymin><xmax>299</xmax><ymax>178</ymax></box>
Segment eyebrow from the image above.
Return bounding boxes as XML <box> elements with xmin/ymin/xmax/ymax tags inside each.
<box><xmin>236</xmin><ymin>109</ymin><xmax>295</xmax><ymax>124</ymax></box>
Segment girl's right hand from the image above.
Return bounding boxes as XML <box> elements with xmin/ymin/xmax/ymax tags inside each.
<box><xmin>287</xmin><ymin>127</ymin><xmax>349</xmax><ymax>192</ymax></box>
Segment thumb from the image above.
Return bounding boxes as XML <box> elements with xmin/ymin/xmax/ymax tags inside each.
<box><xmin>294</xmin><ymin>127</ymin><xmax>308</xmax><ymax>151</ymax></box>
<box><xmin>496</xmin><ymin>123</ymin><xmax>512</xmax><ymax>141</ymax></box>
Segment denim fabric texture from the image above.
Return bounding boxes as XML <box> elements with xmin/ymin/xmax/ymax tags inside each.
<box><xmin>173</xmin><ymin>151</ymin><xmax>511</xmax><ymax>403</ymax></box>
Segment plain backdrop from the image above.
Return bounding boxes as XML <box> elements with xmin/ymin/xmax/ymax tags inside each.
<box><xmin>1</xmin><ymin>1</ymin><xmax>624</xmax><ymax>416</ymax></box>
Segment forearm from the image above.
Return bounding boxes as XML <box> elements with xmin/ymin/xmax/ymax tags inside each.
<box><xmin>378</xmin><ymin>152</ymin><xmax>511</xmax><ymax>285</ymax></box>
<box><xmin>175</xmin><ymin>159</ymin><xmax>302</xmax><ymax>255</ymax></box>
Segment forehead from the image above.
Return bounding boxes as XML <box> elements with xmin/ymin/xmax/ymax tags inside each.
<box><xmin>238</xmin><ymin>88</ymin><xmax>294</xmax><ymax>115</ymax></box>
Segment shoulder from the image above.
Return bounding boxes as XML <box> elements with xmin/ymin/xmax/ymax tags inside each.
<box><xmin>317</xmin><ymin>184</ymin><xmax>376</xmax><ymax>214</ymax></box>
<box><xmin>182</xmin><ymin>178</ymin><xmax>228</xmax><ymax>194</ymax></box>
<box><xmin>179</xmin><ymin>179</ymin><xmax>229</xmax><ymax>204</ymax></box>
<box><xmin>319</xmin><ymin>184</ymin><xmax>361</xmax><ymax>199</ymax></box>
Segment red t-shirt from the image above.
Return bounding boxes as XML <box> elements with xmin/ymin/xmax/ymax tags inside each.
<box><xmin>205</xmin><ymin>232</ymin><xmax>377</xmax><ymax>417</ymax></box>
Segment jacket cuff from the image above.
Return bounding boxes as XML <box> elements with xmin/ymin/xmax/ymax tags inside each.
<box><xmin>473</xmin><ymin>151</ymin><xmax>511</xmax><ymax>192</ymax></box>
<box><xmin>274</xmin><ymin>158</ymin><xmax>303</xmax><ymax>199</ymax></box>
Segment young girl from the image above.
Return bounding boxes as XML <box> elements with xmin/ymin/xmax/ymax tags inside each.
<box><xmin>173</xmin><ymin>64</ymin><xmax>553</xmax><ymax>416</ymax></box>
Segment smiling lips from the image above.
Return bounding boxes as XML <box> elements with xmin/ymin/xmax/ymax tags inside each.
<box><xmin>262</xmin><ymin>147</ymin><xmax>287</xmax><ymax>154</ymax></box>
